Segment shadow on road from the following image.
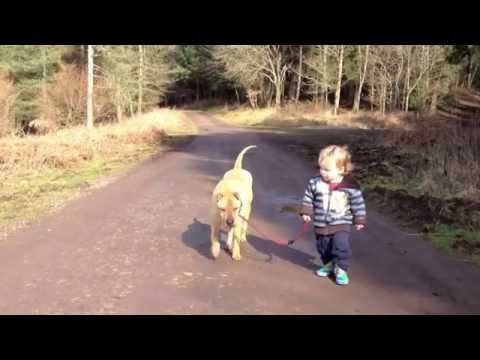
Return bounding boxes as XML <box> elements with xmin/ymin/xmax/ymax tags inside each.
<box><xmin>181</xmin><ymin>218</ymin><xmax>318</xmax><ymax>271</ymax></box>
<box><xmin>174</xmin><ymin>113</ymin><xmax>480</xmax><ymax>313</ymax></box>
<box><xmin>181</xmin><ymin>218</ymin><xmax>215</xmax><ymax>261</ymax></box>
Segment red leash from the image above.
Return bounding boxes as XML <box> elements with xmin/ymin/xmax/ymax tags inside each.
<box><xmin>246</xmin><ymin>219</ymin><xmax>310</xmax><ymax>246</ymax></box>
<box><xmin>288</xmin><ymin>221</ymin><xmax>310</xmax><ymax>246</ymax></box>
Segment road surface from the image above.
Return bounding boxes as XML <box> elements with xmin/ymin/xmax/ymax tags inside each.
<box><xmin>1</xmin><ymin>112</ymin><xmax>479</xmax><ymax>314</ymax></box>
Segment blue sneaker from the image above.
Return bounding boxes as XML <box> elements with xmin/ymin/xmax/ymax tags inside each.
<box><xmin>315</xmin><ymin>262</ymin><xmax>333</xmax><ymax>277</ymax></box>
<box><xmin>334</xmin><ymin>266</ymin><xmax>349</xmax><ymax>285</ymax></box>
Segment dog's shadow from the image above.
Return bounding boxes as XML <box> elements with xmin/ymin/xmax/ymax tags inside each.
<box><xmin>181</xmin><ymin>218</ymin><xmax>216</xmax><ymax>261</ymax></box>
<box><xmin>182</xmin><ymin>218</ymin><xmax>318</xmax><ymax>271</ymax></box>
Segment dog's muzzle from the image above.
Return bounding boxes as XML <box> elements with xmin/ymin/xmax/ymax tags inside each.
<box><xmin>226</xmin><ymin>219</ymin><xmax>235</xmax><ymax>227</ymax></box>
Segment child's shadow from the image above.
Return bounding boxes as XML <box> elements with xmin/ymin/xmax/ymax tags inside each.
<box><xmin>181</xmin><ymin>218</ymin><xmax>318</xmax><ymax>271</ymax></box>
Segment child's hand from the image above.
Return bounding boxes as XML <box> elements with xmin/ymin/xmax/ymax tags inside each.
<box><xmin>302</xmin><ymin>215</ymin><xmax>312</xmax><ymax>223</ymax></box>
<box><xmin>355</xmin><ymin>224</ymin><xmax>365</xmax><ymax>231</ymax></box>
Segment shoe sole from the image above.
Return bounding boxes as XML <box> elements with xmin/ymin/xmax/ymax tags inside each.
<box><xmin>315</xmin><ymin>271</ymin><xmax>332</xmax><ymax>277</ymax></box>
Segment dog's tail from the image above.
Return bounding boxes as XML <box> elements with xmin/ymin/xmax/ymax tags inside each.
<box><xmin>233</xmin><ymin>145</ymin><xmax>257</xmax><ymax>169</ymax></box>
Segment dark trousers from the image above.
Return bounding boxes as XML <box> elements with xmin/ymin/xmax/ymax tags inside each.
<box><xmin>316</xmin><ymin>231</ymin><xmax>352</xmax><ymax>271</ymax></box>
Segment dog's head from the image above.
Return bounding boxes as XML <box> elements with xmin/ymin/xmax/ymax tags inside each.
<box><xmin>217</xmin><ymin>191</ymin><xmax>242</xmax><ymax>229</ymax></box>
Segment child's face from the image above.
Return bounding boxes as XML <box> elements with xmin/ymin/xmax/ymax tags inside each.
<box><xmin>319</xmin><ymin>158</ymin><xmax>343</xmax><ymax>183</ymax></box>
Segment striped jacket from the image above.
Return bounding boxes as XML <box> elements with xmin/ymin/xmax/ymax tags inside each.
<box><xmin>301</xmin><ymin>175</ymin><xmax>366</xmax><ymax>235</ymax></box>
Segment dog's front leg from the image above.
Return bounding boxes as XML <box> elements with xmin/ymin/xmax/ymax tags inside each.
<box><xmin>226</xmin><ymin>229</ymin><xmax>234</xmax><ymax>252</ymax></box>
<box><xmin>231</xmin><ymin>227</ymin><xmax>242</xmax><ymax>261</ymax></box>
<box><xmin>210</xmin><ymin>222</ymin><xmax>221</xmax><ymax>259</ymax></box>
<box><xmin>240</xmin><ymin>203</ymin><xmax>251</xmax><ymax>243</ymax></box>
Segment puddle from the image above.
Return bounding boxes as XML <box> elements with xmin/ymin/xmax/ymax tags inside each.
<box><xmin>272</xmin><ymin>195</ymin><xmax>303</xmax><ymax>218</ymax></box>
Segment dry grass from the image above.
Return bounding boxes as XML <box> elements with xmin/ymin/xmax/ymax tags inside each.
<box><xmin>403</xmin><ymin>122</ymin><xmax>479</xmax><ymax>201</ymax></box>
<box><xmin>0</xmin><ymin>109</ymin><xmax>195</xmax><ymax>171</ymax></box>
<box><xmin>210</xmin><ymin>103</ymin><xmax>479</xmax><ymax>201</ymax></box>
<box><xmin>0</xmin><ymin>109</ymin><xmax>197</xmax><ymax>231</ymax></box>
<box><xmin>208</xmin><ymin>102</ymin><xmax>416</xmax><ymax>130</ymax></box>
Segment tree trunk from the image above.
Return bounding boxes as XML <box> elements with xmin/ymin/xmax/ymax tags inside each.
<box><xmin>380</xmin><ymin>89</ymin><xmax>384</xmax><ymax>114</ymax></box>
<box><xmin>379</xmin><ymin>83</ymin><xmax>383</xmax><ymax>114</ymax></box>
<box><xmin>383</xmin><ymin>83</ymin><xmax>387</xmax><ymax>114</ymax></box>
<box><xmin>425</xmin><ymin>46</ymin><xmax>430</xmax><ymax>101</ymax></box>
<box><xmin>394</xmin><ymin>81</ymin><xmax>401</xmax><ymax>110</ymax></box>
<box><xmin>405</xmin><ymin>91</ymin><xmax>410</xmax><ymax>112</ymax></box>
<box><xmin>234</xmin><ymin>87</ymin><xmax>240</xmax><ymax>105</ymax></box>
<box><xmin>138</xmin><ymin>45</ymin><xmax>144</xmax><ymax>115</ymax></box>
<box><xmin>389</xmin><ymin>85</ymin><xmax>393</xmax><ymax>112</ymax></box>
<box><xmin>295</xmin><ymin>45</ymin><xmax>303</xmax><ymax>103</ymax></box>
<box><xmin>261</xmin><ymin>80</ymin><xmax>270</xmax><ymax>107</ymax></box>
<box><xmin>116</xmin><ymin>104</ymin><xmax>123</xmax><ymax>122</ymax></box>
<box><xmin>394</xmin><ymin>49</ymin><xmax>405</xmax><ymax>110</ymax></box>
<box><xmin>370</xmin><ymin>69</ymin><xmax>375</xmax><ymax>111</ymax></box>
<box><xmin>468</xmin><ymin>64</ymin><xmax>478</xmax><ymax>88</ymax></box>
<box><xmin>429</xmin><ymin>85</ymin><xmax>438</xmax><ymax>114</ymax></box>
<box><xmin>275</xmin><ymin>81</ymin><xmax>282</xmax><ymax>107</ymax></box>
<box><xmin>86</xmin><ymin>45</ymin><xmax>94</xmax><ymax>129</ymax></box>
<box><xmin>81</xmin><ymin>45</ymin><xmax>88</xmax><ymax>67</ymax></box>
<box><xmin>334</xmin><ymin>45</ymin><xmax>344</xmax><ymax>116</ymax></box>
<box><xmin>323</xmin><ymin>45</ymin><xmax>328</xmax><ymax>106</ymax></box>
<box><xmin>467</xmin><ymin>53</ymin><xmax>473</xmax><ymax>88</ymax></box>
<box><xmin>288</xmin><ymin>75</ymin><xmax>296</xmax><ymax>102</ymax></box>
<box><xmin>404</xmin><ymin>47</ymin><xmax>411</xmax><ymax>111</ymax></box>
<box><xmin>273</xmin><ymin>51</ymin><xmax>286</xmax><ymax>108</ymax></box>
<box><xmin>196</xmin><ymin>77</ymin><xmax>200</xmax><ymax>102</ymax></box>
<box><xmin>115</xmin><ymin>86</ymin><xmax>123</xmax><ymax>122</ymax></box>
<box><xmin>353</xmin><ymin>45</ymin><xmax>369</xmax><ymax>112</ymax></box>
<box><xmin>380</xmin><ymin>79</ymin><xmax>387</xmax><ymax>115</ymax></box>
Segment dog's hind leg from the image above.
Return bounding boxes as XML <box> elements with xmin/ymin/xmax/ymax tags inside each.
<box><xmin>210</xmin><ymin>223</ymin><xmax>221</xmax><ymax>259</ymax></box>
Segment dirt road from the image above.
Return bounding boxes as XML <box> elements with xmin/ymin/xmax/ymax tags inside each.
<box><xmin>1</xmin><ymin>112</ymin><xmax>480</xmax><ymax>314</ymax></box>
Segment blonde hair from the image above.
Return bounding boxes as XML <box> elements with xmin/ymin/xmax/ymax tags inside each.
<box><xmin>318</xmin><ymin>145</ymin><xmax>354</xmax><ymax>175</ymax></box>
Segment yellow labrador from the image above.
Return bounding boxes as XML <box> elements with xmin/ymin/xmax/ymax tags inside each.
<box><xmin>210</xmin><ymin>145</ymin><xmax>256</xmax><ymax>261</ymax></box>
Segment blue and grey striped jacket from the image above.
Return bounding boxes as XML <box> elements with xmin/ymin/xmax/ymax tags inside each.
<box><xmin>301</xmin><ymin>175</ymin><xmax>366</xmax><ymax>235</ymax></box>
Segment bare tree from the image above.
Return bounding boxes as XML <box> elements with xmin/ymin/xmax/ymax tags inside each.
<box><xmin>295</xmin><ymin>45</ymin><xmax>303</xmax><ymax>103</ymax></box>
<box><xmin>96</xmin><ymin>45</ymin><xmax>138</xmax><ymax>121</ymax></box>
<box><xmin>86</xmin><ymin>45</ymin><xmax>94</xmax><ymax>129</ymax></box>
<box><xmin>353</xmin><ymin>45</ymin><xmax>370</xmax><ymax>112</ymax></box>
<box><xmin>268</xmin><ymin>45</ymin><xmax>289</xmax><ymax>107</ymax></box>
<box><xmin>333</xmin><ymin>45</ymin><xmax>344</xmax><ymax>115</ymax></box>
<box><xmin>138</xmin><ymin>45</ymin><xmax>144</xmax><ymax>115</ymax></box>
<box><xmin>369</xmin><ymin>46</ymin><xmax>405</xmax><ymax>114</ymax></box>
<box><xmin>420</xmin><ymin>46</ymin><xmax>455</xmax><ymax>113</ymax></box>
<box><xmin>213</xmin><ymin>45</ymin><xmax>291</xmax><ymax>108</ymax></box>
<box><xmin>402</xmin><ymin>45</ymin><xmax>442</xmax><ymax>111</ymax></box>
<box><xmin>323</xmin><ymin>45</ymin><xmax>329</xmax><ymax>105</ymax></box>
<box><xmin>303</xmin><ymin>45</ymin><xmax>335</xmax><ymax>106</ymax></box>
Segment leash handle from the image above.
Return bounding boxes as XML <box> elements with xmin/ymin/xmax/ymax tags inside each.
<box><xmin>288</xmin><ymin>222</ymin><xmax>310</xmax><ymax>245</ymax></box>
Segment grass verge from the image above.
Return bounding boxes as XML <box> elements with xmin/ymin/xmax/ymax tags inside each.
<box><xmin>0</xmin><ymin>109</ymin><xmax>198</xmax><ymax>233</ymax></box>
<box><xmin>429</xmin><ymin>224</ymin><xmax>480</xmax><ymax>263</ymax></box>
<box><xmin>207</xmin><ymin>103</ymin><xmax>416</xmax><ymax>130</ymax></box>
